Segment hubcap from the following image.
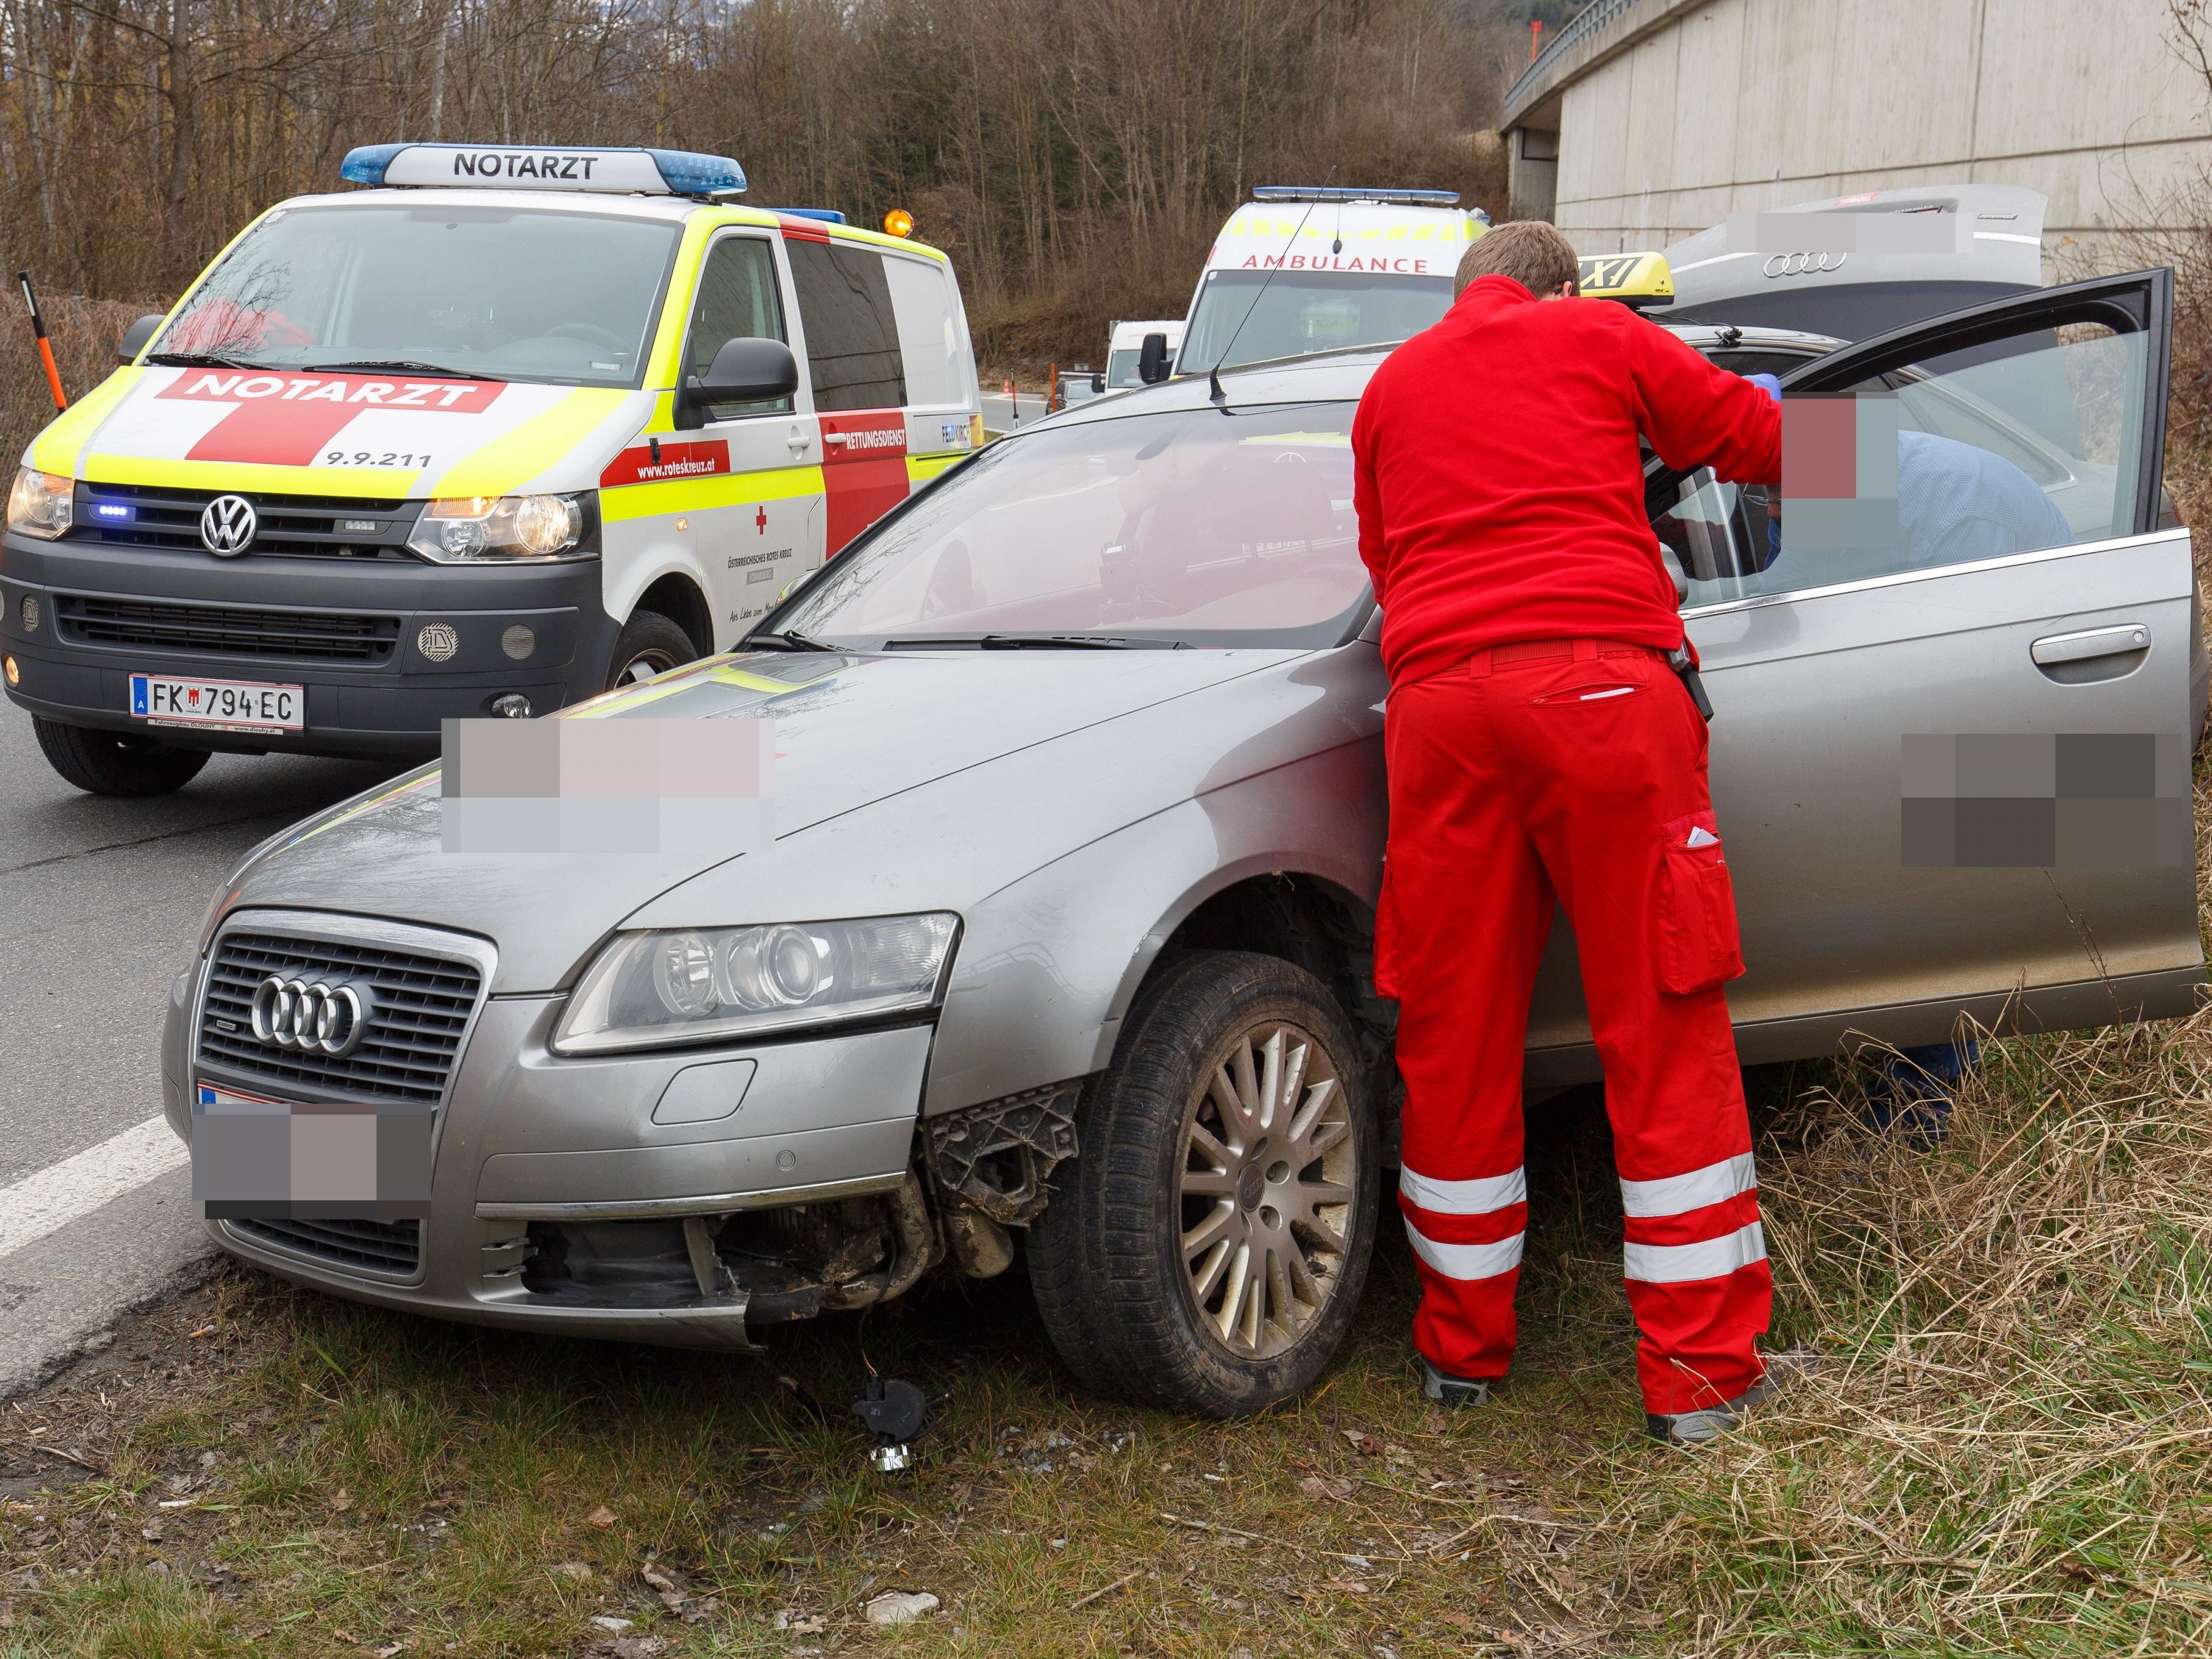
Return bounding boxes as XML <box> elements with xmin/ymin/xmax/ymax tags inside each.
<box><xmin>1176</xmin><ymin>1021</ymin><xmax>1357</xmax><ymax>1361</ymax></box>
<box><xmin>617</xmin><ymin>649</ymin><xmax>679</xmax><ymax>686</ymax></box>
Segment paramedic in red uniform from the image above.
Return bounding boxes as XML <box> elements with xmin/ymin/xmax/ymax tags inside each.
<box><xmin>1351</xmin><ymin>221</ymin><xmax>1784</xmax><ymax>1444</ymax></box>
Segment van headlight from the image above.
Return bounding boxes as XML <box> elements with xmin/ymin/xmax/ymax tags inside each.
<box><xmin>552</xmin><ymin>913</ymin><xmax>960</xmax><ymax>1055</ymax></box>
<box><xmin>408</xmin><ymin>493</ymin><xmax>586</xmax><ymax>561</ymax></box>
<box><xmin>7</xmin><ymin>468</ymin><xmax>73</xmax><ymax>538</ymax></box>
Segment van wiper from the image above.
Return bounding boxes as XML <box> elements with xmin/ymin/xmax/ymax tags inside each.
<box><xmin>144</xmin><ymin>351</ymin><xmax>276</xmax><ymax>369</ymax></box>
<box><xmin>303</xmin><ymin>360</ymin><xmax>495</xmax><ymax>379</ymax></box>
<box><xmin>742</xmin><ymin>629</ymin><xmax>840</xmax><ymax>653</ymax></box>
<box><xmin>882</xmin><ymin>633</ymin><xmax>1186</xmax><ymax>651</ymax></box>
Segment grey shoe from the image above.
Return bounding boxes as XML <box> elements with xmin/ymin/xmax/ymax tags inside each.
<box><xmin>1421</xmin><ymin>1360</ymin><xmax>1495</xmax><ymax>1408</ymax></box>
<box><xmin>1646</xmin><ymin>1378</ymin><xmax>1772</xmax><ymax>1445</ymax></box>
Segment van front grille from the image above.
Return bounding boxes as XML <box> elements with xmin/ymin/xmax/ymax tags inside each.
<box><xmin>56</xmin><ymin>595</ymin><xmax>399</xmax><ymax>662</ymax></box>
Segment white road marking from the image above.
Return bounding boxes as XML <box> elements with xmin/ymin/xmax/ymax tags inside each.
<box><xmin>0</xmin><ymin>1116</ymin><xmax>188</xmax><ymax>1260</ymax></box>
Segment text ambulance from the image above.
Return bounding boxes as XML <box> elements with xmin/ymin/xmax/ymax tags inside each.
<box><xmin>1174</xmin><ymin>186</ymin><xmax>1487</xmax><ymax>378</ymax></box>
<box><xmin>1</xmin><ymin>143</ymin><xmax>982</xmax><ymax>795</ymax></box>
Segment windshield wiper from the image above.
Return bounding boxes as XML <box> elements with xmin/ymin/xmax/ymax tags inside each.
<box><xmin>742</xmin><ymin>629</ymin><xmax>840</xmax><ymax>653</ymax></box>
<box><xmin>302</xmin><ymin>360</ymin><xmax>495</xmax><ymax>379</ymax></box>
<box><xmin>882</xmin><ymin>633</ymin><xmax>1188</xmax><ymax>651</ymax></box>
<box><xmin>143</xmin><ymin>351</ymin><xmax>276</xmax><ymax>369</ymax></box>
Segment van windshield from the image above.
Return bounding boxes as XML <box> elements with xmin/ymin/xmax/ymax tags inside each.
<box><xmin>773</xmin><ymin>402</ymin><xmax>1369</xmax><ymax>649</ymax></box>
<box><xmin>1179</xmin><ymin>270</ymin><xmax>1454</xmax><ymax>374</ymax></box>
<box><xmin>154</xmin><ymin>204</ymin><xmax>683</xmax><ymax>388</ymax></box>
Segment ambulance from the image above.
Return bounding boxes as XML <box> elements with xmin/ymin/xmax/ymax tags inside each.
<box><xmin>1174</xmin><ymin>186</ymin><xmax>1487</xmax><ymax>377</ymax></box>
<box><xmin>1</xmin><ymin>142</ymin><xmax>983</xmax><ymax>795</ymax></box>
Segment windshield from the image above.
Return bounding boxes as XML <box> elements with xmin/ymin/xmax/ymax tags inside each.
<box><xmin>1179</xmin><ymin>271</ymin><xmax>1453</xmax><ymax>374</ymax></box>
<box><xmin>156</xmin><ymin>204</ymin><xmax>683</xmax><ymax>388</ymax></box>
<box><xmin>773</xmin><ymin>402</ymin><xmax>1369</xmax><ymax>648</ymax></box>
<box><xmin>1106</xmin><ymin>347</ymin><xmax>1145</xmax><ymax>389</ymax></box>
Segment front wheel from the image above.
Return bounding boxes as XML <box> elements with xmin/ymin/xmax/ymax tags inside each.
<box><xmin>1027</xmin><ymin>950</ymin><xmax>1380</xmax><ymax>1416</ymax></box>
<box><xmin>604</xmin><ymin>609</ymin><xmax>700</xmax><ymax>691</ymax></box>
<box><xmin>34</xmin><ymin>717</ymin><xmax>211</xmax><ymax>796</ymax></box>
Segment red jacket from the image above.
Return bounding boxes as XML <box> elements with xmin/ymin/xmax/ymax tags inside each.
<box><xmin>1352</xmin><ymin>275</ymin><xmax>1782</xmax><ymax>689</ymax></box>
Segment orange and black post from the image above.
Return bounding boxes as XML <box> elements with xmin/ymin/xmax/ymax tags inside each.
<box><xmin>18</xmin><ymin>270</ymin><xmax>67</xmax><ymax>412</ymax></box>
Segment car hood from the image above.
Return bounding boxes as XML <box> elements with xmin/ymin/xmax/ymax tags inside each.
<box><xmin>223</xmin><ymin>647</ymin><xmax>1286</xmax><ymax>991</ymax></box>
<box><xmin>31</xmin><ymin>365</ymin><xmax>647</xmax><ymax>498</ymax></box>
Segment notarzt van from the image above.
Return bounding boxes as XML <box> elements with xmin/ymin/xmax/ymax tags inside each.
<box><xmin>1174</xmin><ymin>186</ymin><xmax>1487</xmax><ymax>378</ymax></box>
<box><xmin>2</xmin><ymin>142</ymin><xmax>982</xmax><ymax>795</ymax></box>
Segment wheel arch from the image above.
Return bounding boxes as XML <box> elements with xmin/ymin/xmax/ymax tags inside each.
<box><xmin>631</xmin><ymin>571</ymin><xmax>715</xmax><ymax>658</ymax></box>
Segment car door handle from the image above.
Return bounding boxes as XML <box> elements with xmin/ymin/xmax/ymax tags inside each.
<box><xmin>787</xmin><ymin>432</ymin><xmax>812</xmax><ymax>454</ymax></box>
<box><xmin>2032</xmin><ymin>624</ymin><xmax>2149</xmax><ymax>665</ymax></box>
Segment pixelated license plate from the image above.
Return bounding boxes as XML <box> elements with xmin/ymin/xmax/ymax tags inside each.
<box><xmin>131</xmin><ymin>672</ymin><xmax>303</xmax><ymax>733</ymax></box>
<box><xmin>191</xmin><ymin>1082</ymin><xmax>432</xmax><ymax>1220</ymax></box>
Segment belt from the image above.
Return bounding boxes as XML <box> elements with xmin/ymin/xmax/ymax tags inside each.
<box><xmin>1462</xmin><ymin>638</ymin><xmax>1662</xmax><ymax>677</ymax></box>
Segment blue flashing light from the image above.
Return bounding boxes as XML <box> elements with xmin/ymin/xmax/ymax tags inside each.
<box><xmin>645</xmin><ymin>148</ymin><xmax>747</xmax><ymax>196</ymax></box>
<box><xmin>340</xmin><ymin>143</ymin><xmax>410</xmax><ymax>185</ymax></box>
<box><xmin>1252</xmin><ymin>185</ymin><xmax>1461</xmax><ymax>207</ymax></box>
<box><xmin>90</xmin><ymin>501</ymin><xmax>133</xmax><ymax>522</ymax></box>
<box><xmin>780</xmin><ymin>208</ymin><xmax>847</xmax><ymax>224</ymax></box>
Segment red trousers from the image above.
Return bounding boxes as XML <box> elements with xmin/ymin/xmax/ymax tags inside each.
<box><xmin>1378</xmin><ymin>639</ymin><xmax>1772</xmax><ymax>1415</ymax></box>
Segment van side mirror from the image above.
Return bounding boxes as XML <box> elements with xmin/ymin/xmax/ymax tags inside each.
<box><xmin>118</xmin><ymin>314</ymin><xmax>163</xmax><ymax>364</ymax></box>
<box><xmin>677</xmin><ymin>336</ymin><xmax>800</xmax><ymax>429</ymax></box>
<box><xmin>1137</xmin><ymin>332</ymin><xmax>1171</xmax><ymax>384</ymax></box>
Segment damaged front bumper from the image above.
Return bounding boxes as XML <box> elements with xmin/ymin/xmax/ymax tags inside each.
<box><xmin>165</xmin><ymin>933</ymin><xmax>942</xmax><ymax>1348</ymax></box>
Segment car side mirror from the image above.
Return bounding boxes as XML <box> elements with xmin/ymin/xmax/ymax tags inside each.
<box><xmin>1137</xmin><ymin>332</ymin><xmax>1171</xmax><ymax>384</ymax></box>
<box><xmin>677</xmin><ymin>336</ymin><xmax>799</xmax><ymax>429</ymax></box>
<box><xmin>1091</xmin><ymin>372</ymin><xmax>1104</xmax><ymax>394</ymax></box>
<box><xmin>118</xmin><ymin>314</ymin><xmax>163</xmax><ymax>364</ymax></box>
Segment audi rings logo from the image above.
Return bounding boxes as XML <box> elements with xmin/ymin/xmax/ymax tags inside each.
<box><xmin>199</xmin><ymin>494</ymin><xmax>257</xmax><ymax>556</ymax></box>
<box><xmin>250</xmin><ymin>976</ymin><xmax>374</xmax><ymax>1057</ymax></box>
<box><xmin>1762</xmin><ymin>250</ymin><xmax>1847</xmax><ymax>279</ymax></box>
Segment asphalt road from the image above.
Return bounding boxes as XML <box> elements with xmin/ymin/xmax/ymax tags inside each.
<box><xmin>0</xmin><ymin>706</ymin><xmax>402</xmax><ymax>1395</ymax></box>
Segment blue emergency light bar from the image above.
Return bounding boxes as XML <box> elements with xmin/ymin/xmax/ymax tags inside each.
<box><xmin>1252</xmin><ymin>185</ymin><xmax>1461</xmax><ymax>207</ymax></box>
<box><xmin>340</xmin><ymin>143</ymin><xmax>746</xmax><ymax>197</ymax></box>
<box><xmin>780</xmin><ymin>208</ymin><xmax>847</xmax><ymax>224</ymax></box>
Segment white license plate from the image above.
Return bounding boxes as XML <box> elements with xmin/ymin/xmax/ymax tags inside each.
<box><xmin>129</xmin><ymin>672</ymin><xmax>303</xmax><ymax>733</ymax></box>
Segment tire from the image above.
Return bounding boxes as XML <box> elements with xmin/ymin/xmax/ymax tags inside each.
<box><xmin>1027</xmin><ymin>949</ymin><xmax>1380</xmax><ymax>1417</ymax></box>
<box><xmin>604</xmin><ymin>609</ymin><xmax>700</xmax><ymax>691</ymax></box>
<box><xmin>33</xmin><ymin>717</ymin><xmax>210</xmax><ymax>797</ymax></box>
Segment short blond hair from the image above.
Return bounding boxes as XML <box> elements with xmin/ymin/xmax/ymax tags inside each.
<box><xmin>1454</xmin><ymin>221</ymin><xmax>1581</xmax><ymax>299</ymax></box>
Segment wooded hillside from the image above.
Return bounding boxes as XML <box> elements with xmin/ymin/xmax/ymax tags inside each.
<box><xmin>0</xmin><ymin>0</ymin><xmax>1525</xmax><ymax>372</ymax></box>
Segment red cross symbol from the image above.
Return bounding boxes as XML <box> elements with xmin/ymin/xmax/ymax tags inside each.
<box><xmin>755</xmin><ymin>505</ymin><xmax>768</xmax><ymax>535</ymax></box>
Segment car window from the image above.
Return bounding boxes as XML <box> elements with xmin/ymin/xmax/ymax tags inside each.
<box><xmin>788</xmin><ymin>239</ymin><xmax>906</xmax><ymax>411</ymax></box>
<box><xmin>1180</xmin><ymin>271</ymin><xmax>1454</xmax><ymax>374</ymax></box>
<box><xmin>685</xmin><ymin>235</ymin><xmax>791</xmax><ymax>419</ymax></box>
<box><xmin>882</xmin><ymin>255</ymin><xmax>964</xmax><ymax>408</ymax></box>
<box><xmin>1665</xmin><ymin>322</ymin><xmax>2148</xmax><ymax>608</ymax></box>
<box><xmin>773</xmin><ymin>402</ymin><xmax>1369</xmax><ymax>648</ymax></box>
<box><xmin>159</xmin><ymin>204</ymin><xmax>681</xmax><ymax>388</ymax></box>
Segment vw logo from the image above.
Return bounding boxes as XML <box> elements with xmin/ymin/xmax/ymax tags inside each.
<box><xmin>199</xmin><ymin>494</ymin><xmax>257</xmax><ymax>556</ymax></box>
<box><xmin>249</xmin><ymin>976</ymin><xmax>373</xmax><ymax>1057</ymax></box>
<box><xmin>1762</xmin><ymin>250</ymin><xmax>1847</xmax><ymax>279</ymax></box>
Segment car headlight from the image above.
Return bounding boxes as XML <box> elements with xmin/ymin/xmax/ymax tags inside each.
<box><xmin>552</xmin><ymin>913</ymin><xmax>960</xmax><ymax>1055</ymax></box>
<box><xmin>407</xmin><ymin>493</ymin><xmax>586</xmax><ymax>561</ymax></box>
<box><xmin>7</xmin><ymin>468</ymin><xmax>72</xmax><ymax>538</ymax></box>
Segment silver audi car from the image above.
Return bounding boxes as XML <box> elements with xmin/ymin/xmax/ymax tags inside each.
<box><xmin>164</xmin><ymin>268</ymin><xmax>2203</xmax><ymax>1417</ymax></box>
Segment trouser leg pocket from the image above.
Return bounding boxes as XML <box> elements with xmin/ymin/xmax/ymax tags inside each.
<box><xmin>1656</xmin><ymin>811</ymin><xmax>1745</xmax><ymax>995</ymax></box>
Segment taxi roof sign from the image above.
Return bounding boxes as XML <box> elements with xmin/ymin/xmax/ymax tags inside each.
<box><xmin>340</xmin><ymin>143</ymin><xmax>746</xmax><ymax>198</ymax></box>
<box><xmin>1577</xmin><ymin>251</ymin><xmax>1673</xmax><ymax>310</ymax></box>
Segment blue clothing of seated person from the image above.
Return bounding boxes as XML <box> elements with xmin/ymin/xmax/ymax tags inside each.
<box><xmin>1766</xmin><ymin>427</ymin><xmax>2074</xmax><ymax>570</ymax></box>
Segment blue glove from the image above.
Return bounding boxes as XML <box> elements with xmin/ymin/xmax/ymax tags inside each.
<box><xmin>1745</xmin><ymin>372</ymin><xmax>1782</xmax><ymax>403</ymax></box>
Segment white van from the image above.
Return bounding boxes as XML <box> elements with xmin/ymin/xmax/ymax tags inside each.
<box><xmin>3</xmin><ymin>142</ymin><xmax>982</xmax><ymax>795</ymax></box>
<box><xmin>1174</xmin><ymin>186</ymin><xmax>1487</xmax><ymax>377</ymax></box>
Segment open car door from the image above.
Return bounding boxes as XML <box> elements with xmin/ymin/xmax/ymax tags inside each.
<box><xmin>1527</xmin><ymin>269</ymin><xmax>2203</xmax><ymax>1077</ymax></box>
